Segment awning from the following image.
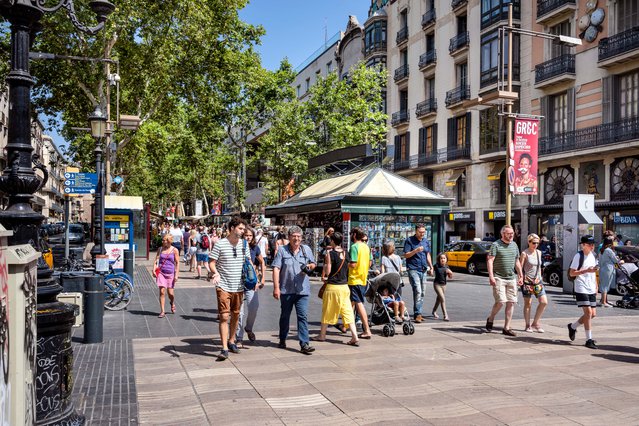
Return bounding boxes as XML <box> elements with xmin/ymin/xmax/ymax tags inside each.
<box><xmin>445</xmin><ymin>169</ymin><xmax>465</xmax><ymax>187</ymax></box>
<box><xmin>105</xmin><ymin>195</ymin><xmax>143</xmax><ymax>210</ymax></box>
<box><xmin>487</xmin><ymin>163</ymin><xmax>505</xmax><ymax>181</ymax></box>
<box><xmin>579</xmin><ymin>210</ymin><xmax>603</xmax><ymax>225</ymax></box>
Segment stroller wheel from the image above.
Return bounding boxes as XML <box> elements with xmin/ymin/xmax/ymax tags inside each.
<box><xmin>408</xmin><ymin>324</ymin><xmax>415</xmax><ymax>335</ymax></box>
<box><xmin>382</xmin><ymin>324</ymin><xmax>391</xmax><ymax>337</ymax></box>
<box><xmin>389</xmin><ymin>326</ymin><xmax>396</xmax><ymax>337</ymax></box>
<box><xmin>403</xmin><ymin>323</ymin><xmax>410</xmax><ymax>335</ymax></box>
<box><xmin>616</xmin><ymin>300</ymin><xmax>624</xmax><ymax>308</ymax></box>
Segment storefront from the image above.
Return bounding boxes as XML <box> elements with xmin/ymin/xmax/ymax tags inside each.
<box><xmin>265</xmin><ymin>168</ymin><xmax>452</xmax><ymax>265</ymax></box>
<box><xmin>484</xmin><ymin>209</ymin><xmax>522</xmax><ymax>244</ymax></box>
<box><xmin>445</xmin><ymin>211</ymin><xmax>476</xmax><ymax>242</ymax></box>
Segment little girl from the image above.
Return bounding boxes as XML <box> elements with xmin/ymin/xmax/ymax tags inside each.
<box><xmin>380</xmin><ymin>286</ymin><xmax>406</xmax><ymax>323</ymax></box>
<box><xmin>432</xmin><ymin>253</ymin><xmax>453</xmax><ymax>321</ymax></box>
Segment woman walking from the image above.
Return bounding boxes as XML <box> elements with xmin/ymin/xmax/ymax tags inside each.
<box><xmin>152</xmin><ymin>234</ymin><xmax>179</xmax><ymax>318</ymax></box>
<box><xmin>520</xmin><ymin>233</ymin><xmax>548</xmax><ymax>332</ymax></box>
<box><xmin>432</xmin><ymin>253</ymin><xmax>453</xmax><ymax>321</ymax></box>
<box><xmin>599</xmin><ymin>237</ymin><xmax>621</xmax><ymax>307</ymax></box>
<box><xmin>236</xmin><ymin>227</ymin><xmax>266</xmax><ymax>344</ymax></box>
<box><xmin>380</xmin><ymin>241</ymin><xmax>403</xmax><ymax>293</ymax></box>
<box><xmin>313</xmin><ymin>232</ymin><xmax>359</xmax><ymax>346</ymax></box>
<box><xmin>188</xmin><ymin>228</ymin><xmax>198</xmax><ymax>272</ymax></box>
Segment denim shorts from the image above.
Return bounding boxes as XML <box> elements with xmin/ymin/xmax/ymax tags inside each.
<box><xmin>349</xmin><ymin>285</ymin><xmax>366</xmax><ymax>303</ymax></box>
<box><xmin>522</xmin><ymin>283</ymin><xmax>546</xmax><ymax>299</ymax></box>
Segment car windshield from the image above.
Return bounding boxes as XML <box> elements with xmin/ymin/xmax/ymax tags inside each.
<box><xmin>69</xmin><ymin>224</ymin><xmax>84</xmax><ymax>233</ymax></box>
<box><xmin>478</xmin><ymin>242</ymin><xmax>492</xmax><ymax>251</ymax></box>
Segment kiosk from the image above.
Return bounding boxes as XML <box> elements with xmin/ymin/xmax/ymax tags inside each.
<box><xmin>104</xmin><ymin>196</ymin><xmax>146</xmax><ymax>269</ymax></box>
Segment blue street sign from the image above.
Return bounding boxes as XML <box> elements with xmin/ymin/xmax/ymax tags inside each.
<box><xmin>113</xmin><ymin>176</ymin><xmax>123</xmax><ymax>185</ymax></box>
<box><xmin>64</xmin><ymin>172</ymin><xmax>98</xmax><ymax>194</ymax></box>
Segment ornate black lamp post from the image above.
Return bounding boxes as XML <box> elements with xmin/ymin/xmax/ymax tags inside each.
<box><xmin>0</xmin><ymin>1</ymin><xmax>114</xmax><ymax>424</ymax></box>
<box><xmin>88</xmin><ymin>106</ymin><xmax>107</xmax><ymax>266</ymax></box>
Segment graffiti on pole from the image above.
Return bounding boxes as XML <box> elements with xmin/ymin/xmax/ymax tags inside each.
<box><xmin>0</xmin><ymin>248</ymin><xmax>9</xmax><ymax>425</ymax></box>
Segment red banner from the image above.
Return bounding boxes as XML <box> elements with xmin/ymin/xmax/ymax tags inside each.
<box><xmin>512</xmin><ymin>118</ymin><xmax>539</xmax><ymax>195</ymax></box>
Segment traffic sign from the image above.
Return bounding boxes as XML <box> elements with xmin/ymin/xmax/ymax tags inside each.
<box><xmin>63</xmin><ymin>172</ymin><xmax>98</xmax><ymax>194</ymax></box>
<box><xmin>113</xmin><ymin>176</ymin><xmax>123</xmax><ymax>185</ymax></box>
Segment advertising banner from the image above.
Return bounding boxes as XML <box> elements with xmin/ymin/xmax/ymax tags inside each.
<box><xmin>512</xmin><ymin>118</ymin><xmax>539</xmax><ymax>195</ymax></box>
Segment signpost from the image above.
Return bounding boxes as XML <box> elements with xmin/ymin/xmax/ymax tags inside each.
<box><xmin>63</xmin><ymin>172</ymin><xmax>98</xmax><ymax>194</ymax></box>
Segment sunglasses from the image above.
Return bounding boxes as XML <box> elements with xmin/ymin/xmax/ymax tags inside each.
<box><xmin>531</xmin><ymin>241</ymin><xmax>539</xmax><ymax>245</ymax></box>
<box><xmin>232</xmin><ymin>247</ymin><xmax>237</xmax><ymax>258</ymax></box>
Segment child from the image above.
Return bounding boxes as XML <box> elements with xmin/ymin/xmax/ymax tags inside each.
<box><xmin>380</xmin><ymin>286</ymin><xmax>406</xmax><ymax>324</ymax></box>
<box><xmin>432</xmin><ymin>253</ymin><xmax>453</xmax><ymax>321</ymax></box>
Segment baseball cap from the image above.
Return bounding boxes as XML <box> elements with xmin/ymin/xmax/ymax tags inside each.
<box><xmin>580</xmin><ymin>235</ymin><xmax>595</xmax><ymax>245</ymax></box>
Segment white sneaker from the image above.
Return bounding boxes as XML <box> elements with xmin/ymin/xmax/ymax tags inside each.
<box><xmin>602</xmin><ymin>303</ymin><xmax>611</xmax><ymax>308</ymax></box>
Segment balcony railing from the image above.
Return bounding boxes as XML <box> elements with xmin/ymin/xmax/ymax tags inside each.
<box><xmin>445</xmin><ymin>85</ymin><xmax>470</xmax><ymax>107</ymax></box>
<box><xmin>439</xmin><ymin>145</ymin><xmax>470</xmax><ymax>162</ymax></box>
<box><xmin>394</xmin><ymin>64</ymin><xmax>409</xmax><ymax>82</ymax></box>
<box><xmin>393</xmin><ymin>158</ymin><xmax>411</xmax><ymax>171</ymax></box>
<box><xmin>537</xmin><ymin>0</ymin><xmax>575</xmax><ymax>20</ymax></box>
<box><xmin>416</xmin><ymin>99</ymin><xmax>437</xmax><ymax>117</ymax></box>
<box><xmin>422</xmin><ymin>9</ymin><xmax>436</xmax><ymax>27</ymax></box>
<box><xmin>539</xmin><ymin>116</ymin><xmax>639</xmax><ymax>156</ymax></box>
<box><xmin>449</xmin><ymin>32</ymin><xmax>469</xmax><ymax>54</ymax></box>
<box><xmin>418</xmin><ymin>151</ymin><xmax>437</xmax><ymax>166</ymax></box>
<box><xmin>396</xmin><ymin>26</ymin><xmax>409</xmax><ymax>45</ymax></box>
<box><xmin>391</xmin><ymin>110</ymin><xmax>410</xmax><ymax>126</ymax></box>
<box><xmin>535</xmin><ymin>54</ymin><xmax>575</xmax><ymax>84</ymax></box>
<box><xmin>598</xmin><ymin>27</ymin><xmax>639</xmax><ymax>62</ymax></box>
<box><xmin>451</xmin><ymin>0</ymin><xmax>468</xmax><ymax>10</ymax></box>
<box><xmin>418</xmin><ymin>50</ymin><xmax>437</xmax><ymax>69</ymax></box>
<box><xmin>365</xmin><ymin>41</ymin><xmax>387</xmax><ymax>57</ymax></box>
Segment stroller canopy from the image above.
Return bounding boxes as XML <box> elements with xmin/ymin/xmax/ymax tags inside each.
<box><xmin>366</xmin><ymin>272</ymin><xmax>402</xmax><ymax>303</ymax></box>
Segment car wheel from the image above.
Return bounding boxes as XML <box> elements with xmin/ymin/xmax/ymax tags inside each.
<box><xmin>548</xmin><ymin>271</ymin><xmax>562</xmax><ymax>287</ymax></box>
<box><xmin>467</xmin><ymin>261</ymin><xmax>477</xmax><ymax>275</ymax></box>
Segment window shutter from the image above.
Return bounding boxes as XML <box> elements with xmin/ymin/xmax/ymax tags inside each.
<box><xmin>465</xmin><ymin>112</ymin><xmax>472</xmax><ymax>146</ymax></box>
<box><xmin>406</xmin><ymin>131</ymin><xmax>411</xmax><ymax>158</ymax></box>
<box><xmin>432</xmin><ymin>123</ymin><xmax>438</xmax><ymax>153</ymax></box>
<box><xmin>602</xmin><ymin>76</ymin><xmax>613</xmax><ymax>124</ymax></box>
<box><xmin>418</xmin><ymin>127</ymin><xmax>425</xmax><ymax>154</ymax></box>
<box><xmin>447</xmin><ymin>117</ymin><xmax>455</xmax><ymax>148</ymax></box>
<box><xmin>540</xmin><ymin>96</ymin><xmax>549</xmax><ymax>138</ymax></box>
<box><xmin>394</xmin><ymin>135</ymin><xmax>401</xmax><ymax>160</ymax></box>
<box><xmin>567</xmin><ymin>88</ymin><xmax>575</xmax><ymax>132</ymax></box>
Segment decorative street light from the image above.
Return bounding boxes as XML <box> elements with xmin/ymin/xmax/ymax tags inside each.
<box><xmin>89</xmin><ymin>105</ymin><xmax>107</xmax><ymax>266</ymax></box>
<box><xmin>0</xmin><ymin>1</ymin><xmax>114</xmax><ymax>424</ymax></box>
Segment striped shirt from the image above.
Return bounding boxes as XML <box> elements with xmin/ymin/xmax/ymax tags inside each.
<box><xmin>489</xmin><ymin>239</ymin><xmax>519</xmax><ymax>279</ymax></box>
<box><xmin>209</xmin><ymin>238</ymin><xmax>249</xmax><ymax>292</ymax></box>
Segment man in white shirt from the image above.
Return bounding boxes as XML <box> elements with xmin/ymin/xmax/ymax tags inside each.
<box><xmin>567</xmin><ymin>235</ymin><xmax>599</xmax><ymax>349</ymax></box>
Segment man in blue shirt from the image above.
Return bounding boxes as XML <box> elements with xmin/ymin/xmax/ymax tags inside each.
<box><xmin>403</xmin><ymin>224</ymin><xmax>434</xmax><ymax>323</ymax></box>
<box><xmin>272</xmin><ymin>226</ymin><xmax>317</xmax><ymax>354</ymax></box>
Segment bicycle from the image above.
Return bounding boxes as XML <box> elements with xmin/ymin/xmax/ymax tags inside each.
<box><xmin>103</xmin><ymin>255</ymin><xmax>134</xmax><ymax>311</ymax></box>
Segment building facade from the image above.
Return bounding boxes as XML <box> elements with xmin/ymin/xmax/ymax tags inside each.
<box><xmin>41</xmin><ymin>135</ymin><xmax>66</xmax><ymax>222</ymax></box>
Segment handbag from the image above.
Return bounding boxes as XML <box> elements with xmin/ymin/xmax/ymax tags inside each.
<box><xmin>242</xmin><ymin>240</ymin><xmax>258</xmax><ymax>291</ymax></box>
<box><xmin>154</xmin><ymin>251</ymin><xmax>170</xmax><ymax>276</ymax></box>
<box><xmin>319</xmin><ymin>251</ymin><xmax>346</xmax><ymax>299</ymax></box>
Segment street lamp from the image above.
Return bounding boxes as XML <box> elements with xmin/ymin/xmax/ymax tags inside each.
<box><xmin>89</xmin><ymin>106</ymin><xmax>107</xmax><ymax>266</ymax></box>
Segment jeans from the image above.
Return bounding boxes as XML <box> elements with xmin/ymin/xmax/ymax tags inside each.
<box><xmin>408</xmin><ymin>269</ymin><xmax>427</xmax><ymax>317</ymax></box>
<box><xmin>279</xmin><ymin>294</ymin><xmax>309</xmax><ymax>346</ymax></box>
<box><xmin>236</xmin><ymin>289</ymin><xmax>259</xmax><ymax>342</ymax></box>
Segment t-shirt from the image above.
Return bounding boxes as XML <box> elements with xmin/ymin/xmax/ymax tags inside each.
<box><xmin>348</xmin><ymin>241</ymin><xmax>370</xmax><ymax>286</ymax></box>
<box><xmin>170</xmin><ymin>228</ymin><xmax>183</xmax><ymax>246</ymax></box>
<box><xmin>256</xmin><ymin>235</ymin><xmax>268</xmax><ymax>258</ymax></box>
<box><xmin>433</xmin><ymin>264</ymin><xmax>450</xmax><ymax>285</ymax></box>
<box><xmin>249</xmin><ymin>245</ymin><xmax>261</xmax><ymax>264</ymax></box>
<box><xmin>403</xmin><ymin>236</ymin><xmax>431</xmax><ymax>271</ymax></box>
<box><xmin>209</xmin><ymin>238</ymin><xmax>249</xmax><ymax>292</ymax></box>
<box><xmin>489</xmin><ymin>239</ymin><xmax>519</xmax><ymax>279</ymax></box>
<box><xmin>271</xmin><ymin>244</ymin><xmax>315</xmax><ymax>295</ymax></box>
<box><xmin>570</xmin><ymin>250</ymin><xmax>597</xmax><ymax>294</ymax></box>
<box><xmin>381</xmin><ymin>254</ymin><xmax>402</xmax><ymax>274</ymax></box>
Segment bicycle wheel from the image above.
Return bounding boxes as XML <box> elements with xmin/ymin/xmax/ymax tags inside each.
<box><xmin>104</xmin><ymin>277</ymin><xmax>133</xmax><ymax>311</ymax></box>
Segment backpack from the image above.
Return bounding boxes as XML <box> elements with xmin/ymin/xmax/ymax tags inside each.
<box><xmin>200</xmin><ymin>234</ymin><xmax>210</xmax><ymax>250</ymax></box>
<box><xmin>567</xmin><ymin>250</ymin><xmax>585</xmax><ymax>282</ymax></box>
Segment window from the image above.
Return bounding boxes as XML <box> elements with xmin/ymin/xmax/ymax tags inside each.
<box><xmin>457</xmin><ymin>174</ymin><xmax>467</xmax><ymax>207</ymax></box>
<box><xmin>364</xmin><ymin>20</ymin><xmax>387</xmax><ymax>54</ymax></box>
<box><xmin>457</xmin><ymin>15</ymin><xmax>467</xmax><ymax>35</ymax></box>
<box><xmin>423</xmin><ymin>173</ymin><xmax>434</xmax><ymax>190</ymax></box>
<box><xmin>480</xmin><ymin>30</ymin><xmax>520</xmax><ymax>87</ymax></box>
<box><xmin>426</xmin><ymin>33</ymin><xmax>435</xmax><ymax>53</ymax></box>
<box><xmin>618</xmin><ymin>0</ymin><xmax>639</xmax><ymax>33</ymax></box>
<box><xmin>457</xmin><ymin>62</ymin><xmax>468</xmax><ymax>87</ymax></box>
<box><xmin>425</xmin><ymin>77</ymin><xmax>435</xmax><ymax>100</ymax></box>
<box><xmin>394</xmin><ymin>132</ymin><xmax>410</xmax><ymax>161</ymax></box>
<box><xmin>456</xmin><ymin>115</ymin><xmax>467</xmax><ymax>149</ymax></box>
<box><xmin>305</xmin><ymin>78</ymin><xmax>310</xmax><ymax>92</ymax></box>
<box><xmin>549</xmin><ymin>21</ymin><xmax>571</xmax><ymax>59</ymax></box>
<box><xmin>481</xmin><ymin>0</ymin><xmax>519</xmax><ymax>29</ymax></box>
<box><xmin>401</xmin><ymin>48</ymin><xmax>408</xmax><ymax>66</ymax></box>
<box><xmin>315</xmin><ymin>69</ymin><xmax>321</xmax><ymax>81</ymax></box>
<box><xmin>296</xmin><ymin>85</ymin><xmax>301</xmax><ymax>97</ymax></box>
<box><xmin>551</xmin><ymin>92</ymin><xmax>568</xmax><ymax>135</ymax></box>
<box><xmin>326</xmin><ymin>61</ymin><xmax>332</xmax><ymax>73</ymax></box>
<box><xmin>419</xmin><ymin>124</ymin><xmax>437</xmax><ymax>154</ymax></box>
<box><xmin>400</xmin><ymin>89</ymin><xmax>408</xmax><ymax>112</ymax></box>
<box><xmin>619</xmin><ymin>71</ymin><xmax>639</xmax><ymax>120</ymax></box>
<box><xmin>400</xmin><ymin>9</ymin><xmax>408</xmax><ymax>29</ymax></box>
<box><xmin>447</xmin><ymin>113</ymin><xmax>471</xmax><ymax>150</ymax></box>
<box><xmin>479</xmin><ymin>106</ymin><xmax>504</xmax><ymax>153</ymax></box>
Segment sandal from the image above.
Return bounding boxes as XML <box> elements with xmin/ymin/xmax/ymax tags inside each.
<box><xmin>158</xmin><ymin>312</ymin><xmax>165</xmax><ymax>318</ymax></box>
<box><xmin>171</xmin><ymin>304</ymin><xmax>176</xmax><ymax>314</ymax></box>
<box><xmin>346</xmin><ymin>340</ymin><xmax>360</xmax><ymax>347</ymax></box>
<box><xmin>532</xmin><ymin>325</ymin><xmax>545</xmax><ymax>333</ymax></box>
<box><xmin>310</xmin><ymin>336</ymin><xmax>326</xmax><ymax>342</ymax></box>
<box><xmin>432</xmin><ymin>312</ymin><xmax>439</xmax><ymax>319</ymax></box>
<box><xmin>358</xmin><ymin>334</ymin><xmax>372</xmax><ymax>340</ymax></box>
<box><xmin>443</xmin><ymin>316</ymin><xmax>450</xmax><ymax>322</ymax></box>
<box><xmin>246</xmin><ymin>329</ymin><xmax>256</xmax><ymax>342</ymax></box>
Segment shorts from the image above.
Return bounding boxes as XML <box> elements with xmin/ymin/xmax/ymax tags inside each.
<box><xmin>196</xmin><ymin>253</ymin><xmax>208</xmax><ymax>263</ymax></box>
<box><xmin>575</xmin><ymin>292</ymin><xmax>597</xmax><ymax>308</ymax></box>
<box><xmin>492</xmin><ymin>277</ymin><xmax>518</xmax><ymax>303</ymax></box>
<box><xmin>522</xmin><ymin>283</ymin><xmax>546</xmax><ymax>299</ymax></box>
<box><xmin>216</xmin><ymin>287</ymin><xmax>244</xmax><ymax>316</ymax></box>
<box><xmin>349</xmin><ymin>285</ymin><xmax>366</xmax><ymax>304</ymax></box>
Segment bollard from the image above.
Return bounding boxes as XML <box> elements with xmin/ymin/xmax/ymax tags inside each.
<box><xmin>84</xmin><ymin>274</ymin><xmax>104</xmax><ymax>344</ymax></box>
<box><xmin>124</xmin><ymin>249</ymin><xmax>134</xmax><ymax>283</ymax></box>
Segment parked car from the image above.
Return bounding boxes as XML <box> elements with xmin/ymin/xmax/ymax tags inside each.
<box><xmin>48</xmin><ymin>223</ymin><xmax>86</xmax><ymax>246</ymax></box>
<box><xmin>444</xmin><ymin>241</ymin><xmax>492</xmax><ymax>274</ymax></box>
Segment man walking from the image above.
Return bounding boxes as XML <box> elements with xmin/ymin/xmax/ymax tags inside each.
<box><xmin>567</xmin><ymin>235</ymin><xmax>600</xmax><ymax>349</ymax></box>
<box><xmin>403</xmin><ymin>224</ymin><xmax>434</xmax><ymax>323</ymax></box>
<box><xmin>348</xmin><ymin>227</ymin><xmax>373</xmax><ymax>338</ymax></box>
<box><xmin>209</xmin><ymin>217</ymin><xmax>248</xmax><ymax>361</ymax></box>
<box><xmin>486</xmin><ymin>225</ymin><xmax>524</xmax><ymax>336</ymax></box>
<box><xmin>195</xmin><ymin>225</ymin><xmax>211</xmax><ymax>279</ymax></box>
<box><xmin>272</xmin><ymin>226</ymin><xmax>316</xmax><ymax>354</ymax></box>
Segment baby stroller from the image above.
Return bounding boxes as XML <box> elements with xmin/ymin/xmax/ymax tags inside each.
<box><xmin>365</xmin><ymin>272</ymin><xmax>415</xmax><ymax>337</ymax></box>
<box><xmin>615</xmin><ymin>262</ymin><xmax>639</xmax><ymax>309</ymax></box>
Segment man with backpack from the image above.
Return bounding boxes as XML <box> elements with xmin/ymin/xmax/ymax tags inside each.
<box><xmin>567</xmin><ymin>235</ymin><xmax>600</xmax><ymax>349</ymax></box>
<box><xmin>195</xmin><ymin>225</ymin><xmax>212</xmax><ymax>279</ymax></box>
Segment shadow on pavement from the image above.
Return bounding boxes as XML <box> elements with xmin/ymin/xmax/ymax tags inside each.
<box><xmin>592</xmin><ymin>353</ymin><xmax>639</xmax><ymax>364</ymax></box>
<box><xmin>595</xmin><ymin>344</ymin><xmax>639</xmax><ymax>355</ymax></box>
<box><xmin>432</xmin><ymin>326</ymin><xmax>485</xmax><ymax>334</ymax></box>
<box><xmin>511</xmin><ymin>335</ymin><xmax>572</xmax><ymax>346</ymax></box>
<box><xmin>127</xmin><ymin>309</ymin><xmax>158</xmax><ymax>317</ymax></box>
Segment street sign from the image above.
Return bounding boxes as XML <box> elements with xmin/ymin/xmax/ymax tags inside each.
<box><xmin>63</xmin><ymin>172</ymin><xmax>98</xmax><ymax>194</ymax></box>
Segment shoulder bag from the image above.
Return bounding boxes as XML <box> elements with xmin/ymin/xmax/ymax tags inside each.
<box><xmin>242</xmin><ymin>240</ymin><xmax>258</xmax><ymax>291</ymax></box>
<box><xmin>318</xmin><ymin>251</ymin><xmax>346</xmax><ymax>299</ymax></box>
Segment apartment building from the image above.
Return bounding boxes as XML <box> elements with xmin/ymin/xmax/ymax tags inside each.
<box><xmin>41</xmin><ymin>135</ymin><xmax>65</xmax><ymax>221</ymax></box>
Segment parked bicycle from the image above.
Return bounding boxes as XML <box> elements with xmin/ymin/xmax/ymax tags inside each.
<box><xmin>103</xmin><ymin>255</ymin><xmax>134</xmax><ymax>311</ymax></box>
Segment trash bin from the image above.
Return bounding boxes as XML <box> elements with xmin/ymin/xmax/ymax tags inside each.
<box><xmin>124</xmin><ymin>250</ymin><xmax>134</xmax><ymax>283</ymax></box>
<box><xmin>59</xmin><ymin>271</ymin><xmax>93</xmax><ymax>293</ymax></box>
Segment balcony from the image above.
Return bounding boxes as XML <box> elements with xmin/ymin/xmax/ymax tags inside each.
<box><xmin>391</xmin><ymin>110</ymin><xmax>410</xmax><ymax>127</ymax></box>
<box><xmin>421</xmin><ymin>9</ymin><xmax>436</xmax><ymax>29</ymax></box>
<box><xmin>396</xmin><ymin>26</ymin><xmax>408</xmax><ymax>45</ymax></box>
<box><xmin>534</xmin><ymin>54</ymin><xmax>575</xmax><ymax>88</ymax></box>
<box><xmin>536</xmin><ymin>0</ymin><xmax>576</xmax><ymax>25</ymax></box>
<box><xmin>449</xmin><ymin>32</ymin><xmax>469</xmax><ymax>55</ymax></box>
<box><xmin>438</xmin><ymin>145</ymin><xmax>470</xmax><ymax>162</ymax></box>
<box><xmin>445</xmin><ymin>85</ymin><xmax>470</xmax><ymax>108</ymax></box>
<box><xmin>393</xmin><ymin>158</ymin><xmax>411</xmax><ymax>171</ymax></box>
<box><xmin>415</xmin><ymin>99</ymin><xmax>437</xmax><ymax>118</ymax></box>
<box><xmin>598</xmin><ymin>27</ymin><xmax>639</xmax><ymax>67</ymax></box>
<box><xmin>394</xmin><ymin>64</ymin><xmax>409</xmax><ymax>83</ymax></box>
<box><xmin>539</xmin><ymin>116</ymin><xmax>639</xmax><ymax>156</ymax></box>
<box><xmin>451</xmin><ymin>0</ymin><xmax>467</xmax><ymax>12</ymax></box>
<box><xmin>482</xmin><ymin>0</ymin><xmax>520</xmax><ymax>29</ymax></box>
<box><xmin>418</xmin><ymin>50</ymin><xmax>437</xmax><ymax>70</ymax></box>
<box><xmin>418</xmin><ymin>151</ymin><xmax>438</xmax><ymax>166</ymax></box>
<box><xmin>364</xmin><ymin>41</ymin><xmax>387</xmax><ymax>58</ymax></box>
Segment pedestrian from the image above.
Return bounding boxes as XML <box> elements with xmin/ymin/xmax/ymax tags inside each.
<box><xmin>209</xmin><ymin>216</ymin><xmax>248</xmax><ymax>361</ymax></box>
<box><xmin>320</xmin><ymin>227</ymin><xmax>334</xmax><ymax>257</ymax></box>
<box><xmin>520</xmin><ymin>233</ymin><xmax>548</xmax><ymax>332</ymax></box>
<box><xmin>625</xmin><ymin>239</ymin><xmax>633</xmax><ymax>246</ymax></box>
<box><xmin>403</xmin><ymin>224</ymin><xmax>434</xmax><ymax>323</ymax></box>
<box><xmin>432</xmin><ymin>253</ymin><xmax>453</xmax><ymax>321</ymax></box>
<box><xmin>380</xmin><ymin>240</ymin><xmax>403</xmax><ymax>294</ymax></box>
<box><xmin>169</xmin><ymin>222</ymin><xmax>184</xmax><ymax>257</ymax></box>
<box><xmin>272</xmin><ymin>225</ymin><xmax>317</xmax><ymax>354</ymax></box>
<box><xmin>348</xmin><ymin>227</ymin><xmax>373</xmax><ymax>339</ymax></box>
<box><xmin>485</xmin><ymin>225</ymin><xmax>524</xmax><ymax>336</ymax></box>
<box><xmin>313</xmin><ymin>232</ymin><xmax>359</xmax><ymax>345</ymax></box>
<box><xmin>599</xmin><ymin>237</ymin><xmax>621</xmax><ymax>308</ymax></box>
<box><xmin>567</xmin><ymin>235</ymin><xmax>600</xmax><ymax>349</ymax></box>
<box><xmin>182</xmin><ymin>225</ymin><xmax>191</xmax><ymax>264</ymax></box>
<box><xmin>255</xmin><ymin>228</ymin><xmax>269</xmax><ymax>268</ymax></box>
<box><xmin>187</xmin><ymin>229</ymin><xmax>198</xmax><ymax>272</ymax></box>
<box><xmin>152</xmin><ymin>234</ymin><xmax>179</xmax><ymax>318</ymax></box>
<box><xmin>236</xmin><ymin>227</ymin><xmax>266</xmax><ymax>345</ymax></box>
<box><xmin>274</xmin><ymin>226</ymin><xmax>289</xmax><ymax>258</ymax></box>
<box><xmin>195</xmin><ymin>225</ymin><xmax>211</xmax><ymax>279</ymax></box>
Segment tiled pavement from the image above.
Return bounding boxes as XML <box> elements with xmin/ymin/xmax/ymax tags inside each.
<box><xmin>70</xmin><ymin>262</ymin><xmax>639</xmax><ymax>425</ymax></box>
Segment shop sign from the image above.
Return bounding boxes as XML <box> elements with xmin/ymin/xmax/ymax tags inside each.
<box><xmin>614</xmin><ymin>215</ymin><xmax>639</xmax><ymax>224</ymax></box>
<box><xmin>446</xmin><ymin>211</ymin><xmax>475</xmax><ymax>222</ymax></box>
<box><xmin>484</xmin><ymin>209</ymin><xmax>522</xmax><ymax>222</ymax></box>
<box><xmin>105</xmin><ymin>214</ymin><xmax>128</xmax><ymax>222</ymax></box>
